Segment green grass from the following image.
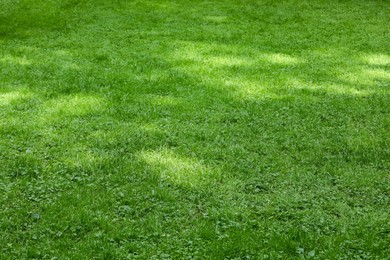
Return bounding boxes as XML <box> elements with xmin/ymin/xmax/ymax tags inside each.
<box><xmin>1</xmin><ymin>0</ymin><xmax>389</xmax><ymax>258</ymax></box>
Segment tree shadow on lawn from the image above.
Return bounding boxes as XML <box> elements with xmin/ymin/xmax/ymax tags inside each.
<box><xmin>2</xmin><ymin>46</ymin><xmax>389</xmax><ymax>258</ymax></box>
<box><xmin>1</xmin><ymin>0</ymin><xmax>389</xmax><ymax>258</ymax></box>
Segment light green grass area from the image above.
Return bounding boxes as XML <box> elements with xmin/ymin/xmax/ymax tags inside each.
<box><xmin>1</xmin><ymin>0</ymin><xmax>389</xmax><ymax>258</ymax></box>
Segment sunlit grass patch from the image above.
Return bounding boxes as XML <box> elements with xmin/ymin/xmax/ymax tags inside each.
<box><xmin>1</xmin><ymin>0</ymin><xmax>389</xmax><ymax>258</ymax></box>
<box><xmin>172</xmin><ymin>41</ymin><xmax>302</xmax><ymax>67</ymax></box>
<box><xmin>41</xmin><ymin>94</ymin><xmax>105</xmax><ymax>118</ymax></box>
<box><xmin>363</xmin><ymin>68</ymin><xmax>390</xmax><ymax>81</ymax></box>
<box><xmin>0</xmin><ymin>91</ymin><xmax>32</xmax><ymax>106</ymax></box>
<box><xmin>362</xmin><ymin>53</ymin><xmax>390</xmax><ymax>66</ymax></box>
<box><xmin>222</xmin><ymin>77</ymin><xmax>271</xmax><ymax>99</ymax></box>
<box><xmin>286</xmin><ymin>78</ymin><xmax>376</xmax><ymax>96</ymax></box>
<box><xmin>0</xmin><ymin>54</ymin><xmax>31</xmax><ymax>66</ymax></box>
<box><xmin>261</xmin><ymin>53</ymin><xmax>302</xmax><ymax>65</ymax></box>
<box><xmin>206</xmin><ymin>55</ymin><xmax>253</xmax><ymax>67</ymax></box>
<box><xmin>139</xmin><ymin>149</ymin><xmax>219</xmax><ymax>188</ymax></box>
<box><xmin>340</xmin><ymin>68</ymin><xmax>390</xmax><ymax>88</ymax></box>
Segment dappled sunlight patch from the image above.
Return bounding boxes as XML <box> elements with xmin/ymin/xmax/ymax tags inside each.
<box><xmin>362</xmin><ymin>54</ymin><xmax>390</xmax><ymax>66</ymax></box>
<box><xmin>0</xmin><ymin>54</ymin><xmax>31</xmax><ymax>66</ymax></box>
<box><xmin>207</xmin><ymin>56</ymin><xmax>252</xmax><ymax>67</ymax></box>
<box><xmin>340</xmin><ymin>68</ymin><xmax>390</xmax><ymax>88</ymax></box>
<box><xmin>172</xmin><ymin>41</ymin><xmax>302</xmax><ymax>67</ymax></box>
<box><xmin>340</xmin><ymin>71</ymin><xmax>371</xmax><ymax>86</ymax></box>
<box><xmin>41</xmin><ymin>94</ymin><xmax>105</xmax><ymax>118</ymax></box>
<box><xmin>53</xmin><ymin>49</ymin><xmax>72</xmax><ymax>57</ymax></box>
<box><xmin>169</xmin><ymin>41</ymin><xmax>306</xmax><ymax>100</ymax></box>
<box><xmin>1</xmin><ymin>0</ymin><xmax>389</xmax><ymax>257</ymax></box>
<box><xmin>2</xmin><ymin>46</ymin><xmax>81</xmax><ymax>71</ymax></box>
<box><xmin>171</xmin><ymin>41</ymin><xmax>250</xmax><ymax>66</ymax></box>
<box><xmin>0</xmin><ymin>91</ymin><xmax>32</xmax><ymax>106</ymax></box>
<box><xmin>139</xmin><ymin>149</ymin><xmax>217</xmax><ymax>187</ymax></box>
<box><xmin>45</xmin><ymin>49</ymin><xmax>81</xmax><ymax>70</ymax></box>
<box><xmin>171</xmin><ymin>43</ymin><xmax>205</xmax><ymax>63</ymax></box>
<box><xmin>135</xmin><ymin>123</ymin><xmax>165</xmax><ymax>138</ymax></box>
<box><xmin>363</xmin><ymin>68</ymin><xmax>390</xmax><ymax>81</ymax></box>
<box><xmin>222</xmin><ymin>77</ymin><xmax>278</xmax><ymax>99</ymax></box>
<box><xmin>286</xmin><ymin>78</ymin><xmax>373</xmax><ymax>96</ymax></box>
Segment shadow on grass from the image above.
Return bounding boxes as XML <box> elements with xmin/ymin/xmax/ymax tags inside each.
<box><xmin>1</xmin><ymin>0</ymin><xmax>389</xmax><ymax>258</ymax></box>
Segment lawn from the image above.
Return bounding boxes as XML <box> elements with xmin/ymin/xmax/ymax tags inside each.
<box><xmin>0</xmin><ymin>0</ymin><xmax>389</xmax><ymax>258</ymax></box>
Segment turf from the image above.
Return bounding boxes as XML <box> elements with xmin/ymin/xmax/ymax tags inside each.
<box><xmin>0</xmin><ymin>0</ymin><xmax>389</xmax><ymax>258</ymax></box>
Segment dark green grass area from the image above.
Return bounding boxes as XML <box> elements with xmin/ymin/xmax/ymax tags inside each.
<box><xmin>1</xmin><ymin>0</ymin><xmax>389</xmax><ymax>258</ymax></box>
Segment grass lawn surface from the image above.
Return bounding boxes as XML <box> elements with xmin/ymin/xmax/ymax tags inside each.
<box><xmin>1</xmin><ymin>0</ymin><xmax>389</xmax><ymax>258</ymax></box>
